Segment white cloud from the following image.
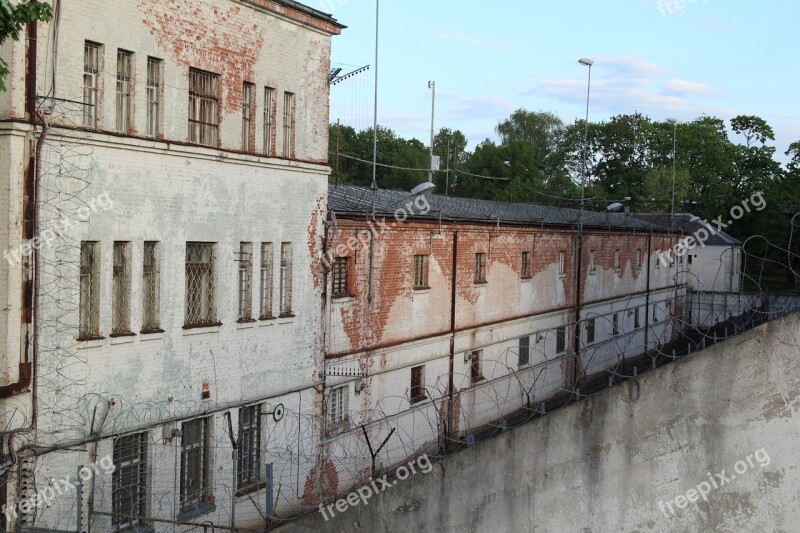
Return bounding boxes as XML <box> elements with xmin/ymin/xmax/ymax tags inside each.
<box><xmin>663</xmin><ymin>79</ymin><xmax>719</xmax><ymax>96</ymax></box>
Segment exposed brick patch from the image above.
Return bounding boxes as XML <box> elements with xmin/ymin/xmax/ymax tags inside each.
<box><xmin>303</xmin><ymin>458</ymin><xmax>339</xmax><ymax>505</ymax></box>
<box><xmin>136</xmin><ymin>0</ymin><xmax>265</xmax><ymax>115</ymax></box>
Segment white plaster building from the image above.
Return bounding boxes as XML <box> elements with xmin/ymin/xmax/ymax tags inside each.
<box><xmin>0</xmin><ymin>0</ymin><xmax>342</xmax><ymax>530</ymax></box>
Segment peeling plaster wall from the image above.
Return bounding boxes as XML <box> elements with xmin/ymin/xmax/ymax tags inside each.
<box><xmin>286</xmin><ymin>311</ymin><xmax>800</xmax><ymax>533</ymax></box>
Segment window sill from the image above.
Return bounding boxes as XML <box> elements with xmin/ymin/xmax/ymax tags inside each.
<box><xmin>235</xmin><ymin>482</ymin><xmax>266</xmax><ymax>498</ymax></box>
<box><xmin>326</xmin><ymin>419</ymin><xmax>351</xmax><ymax>437</ymax></box>
<box><xmin>259</xmin><ymin>315</ymin><xmax>276</xmax><ymax>322</ymax></box>
<box><xmin>471</xmin><ymin>376</ymin><xmax>485</xmax><ymax>384</ymax></box>
<box><xmin>410</xmin><ymin>395</ymin><xmax>427</xmax><ymax>404</ymax></box>
<box><xmin>76</xmin><ymin>336</ymin><xmax>105</xmax><ymax>350</ymax></box>
<box><xmin>332</xmin><ymin>294</ymin><xmax>355</xmax><ymax>302</ymax></box>
<box><xmin>413</xmin><ymin>286</ymin><xmax>431</xmax><ymax>291</ymax></box>
<box><xmin>176</xmin><ymin>503</ymin><xmax>216</xmax><ymax>522</ymax></box>
<box><xmin>558</xmin><ymin>273</ymin><xmax>567</xmax><ymax>279</ymax></box>
<box><xmin>279</xmin><ymin>313</ymin><xmax>295</xmax><ymax>319</ymax></box>
<box><xmin>236</xmin><ymin>320</ymin><xmax>257</xmax><ymax>330</ymax></box>
<box><xmin>474</xmin><ymin>280</ymin><xmax>488</xmax><ymax>286</ymax></box>
<box><xmin>182</xmin><ymin>323</ymin><xmax>222</xmax><ymax>336</ymax></box>
<box><xmin>140</xmin><ymin>330</ymin><xmax>165</xmax><ymax>341</ymax></box>
<box><xmin>110</xmin><ymin>334</ymin><xmax>136</xmax><ymax>346</ymax></box>
<box><xmin>237</xmin><ymin>318</ymin><xmax>257</xmax><ymax>324</ymax></box>
<box><xmin>141</xmin><ymin>328</ymin><xmax>165</xmax><ymax>335</ymax></box>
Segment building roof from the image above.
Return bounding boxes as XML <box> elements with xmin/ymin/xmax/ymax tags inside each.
<box><xmin>244</xmin><ymin>0</ymin><xmax>346</xmax><ymax>31</ymax></box>
<box><xmin>328</xmin><ymin>185</ymin><xmax>665</xmax><ymax>231</ymax></box>
<box><xmin>630</xmin><ymin>213</ymin><xmax>742</xmax><ymax>246</ymax></box>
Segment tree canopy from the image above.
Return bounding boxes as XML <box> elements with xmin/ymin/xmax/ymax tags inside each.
<box><xmin>0</xmin><ymin>0</ymin><xmax>53</xmax><ymax>92</ymax></box>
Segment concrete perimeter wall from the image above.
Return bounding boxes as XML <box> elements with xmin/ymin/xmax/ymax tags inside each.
<box><xmin>281</xmin><ymin>310</ymin><xmax>800</xmax><ymax>533</ymax></box>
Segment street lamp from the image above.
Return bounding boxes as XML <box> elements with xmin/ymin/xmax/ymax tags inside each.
<box><xmin>667</xmin><ymin>118</ymin><xmax>678</xmax><ymax>217</ymax></box>
<box><xmin>578</xmin><ymin>58</ymin><xmax>593</xmax><ymax>214</ymax></box>
<box><xmin>428</xmin><ymin>80</ymin><xmax>436</xmax><ymax>186</ymax></box>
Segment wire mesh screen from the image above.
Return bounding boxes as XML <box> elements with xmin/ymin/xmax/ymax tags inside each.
<box><xmin>185</xmin><ymin>242</ymin><xmax>216</xmax><ymax>326</ymax></box>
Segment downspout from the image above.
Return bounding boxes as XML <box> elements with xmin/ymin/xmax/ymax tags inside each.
<box><xmin>446</xmin><ymin>231</ymin><xmax>458</xmax><ymax>451</ymax></box>
<box><xmin>644</xmin><ymin>230</ymin><xmax>653</xmax><ymax>352</ymax></box>
<box><xmin>573</xmin><ymin>225</ymin><xmax>583</xmax><ymax>389</ymax></box>
<box><xmin>1</xmin><ymin>1</ymin><xmax>39</xmax><ymax>400</ymax></box>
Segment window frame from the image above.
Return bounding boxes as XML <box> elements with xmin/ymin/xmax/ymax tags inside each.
<box><xmin>613</xmin><ymin>313</ymin><xmax>620</xmax><ymax>336</ymax></box>
<box><xmin>259</xmin><ymin>243</ymin><xmax>274</xmax><ymax>320</ymax></box>
<box><xmin>146</xmin><ymin>57</ymin><xmax>163</xmax><ymax>137</ymax></box>
<box><xmin>241</xmin><ymin>82</ymin><xmax>255</xmax><ymax>152</ymax></box>
<box><xmin>179</xmin><ymin>417</ymin><xmax>212</xmax><ymax>517</ymax></box>
<box><xmin>263</xmin><ymin>87</ymin><xmax>276</xmax><ymax>156</ymax></box>
<box><xmin>555</xmin><ymin>326</ymin><xmax>566</xmax><ymax>354</ymax></box>
<box><xmin>518</xmin><ymin>335</ymin><xmax>530</xmax><ymax>366</ymax></box>
<box><xmin>410</xmin><ymin>365</ymin><xmax>426</xmax><ymax>403</ymax></box>
<box><xmin>521</xmin><ymin>251</ymin><xmax>531</xmax><ymax>279</ymax></box>
<box><xmin>83</xmin><ymin>41</ymin><xmax>101</xmax><ymax>128</ymax></box>
<box><xmin>328</xmin><ymin>385</ymin><xmax>349</xmax><ymax>431</ymax></box>
<box><xmin>331</xmin><ymin>256</ymin><xmax>351</xmax><ymax>299</ymax></box>
<box><xmin>184</xmin><ymin>242</ymin><xmax>218</xmax><ymax>328</ymax></box>
<box><xmin>111</xmin><ymin>241</ymin><xmax>132</xmax><ymax>335</ymax></box>
<box><xmin>413</xmin><ymin>254</ymin><xmax>430</xmax><ymax>289</ymax></box>
<box><xmin>79</xmin><ymin>241</ymin><xmax>101</xmax><ymax>339</ymax></box>
<box><xmin>588</xmin><ymin>250</ymin><xmax>597</xmax><ymax>274</ymax></box>
<box><xmin>237</xmin><ymin>243</ymin><xmax>254</xmax><ymax>322</ymax></box>
<box><xmin>558</xmin><ymin>250</ymin><xmax>566</xmax><ymax>276</ymax></box>
<box><xmin>142</xmin><ymin>241</ymin><xmax>161</xmax><ymax>333</ymax></box>
<box><xmin>112</xmin><ymin>432</ymin><xmax>149</xmax><ymax>529</ymax></box>
<box><xmin>237</xmin><ymin>405</ymin><xmax>262</xmax><ymax>491</ymax></box>
<box><xmin>282</xmin><ymin>91</ymin><xmax>296</xmax><ymax>158</ymax></box>
<box><xmin>279</xmin><ymin>242</ymin><xmax>293</xmax><ymax>317</ymax></box>
<box><xmin>470</xmin><ymin>350</ymin><xmax>484</xmax><ymax>384</ymax></box>
<box><xmin>586</xmin><ymin>318</ymin><xmax>596</xmax><ymax>344</ymax></box>
<box><xmin>115</xmin><ymin>49</ymin><xmax>133</xmax><ymax>134</ymax></box>
<box><xmin>474</xmin><ymin>252</ymin><xmax>487</xmax><ymax>284</ymax></box>
<box><xmin>188</xmin><ymin>68</ymin><xmax>221</xmax><ymax>147</ymax></box>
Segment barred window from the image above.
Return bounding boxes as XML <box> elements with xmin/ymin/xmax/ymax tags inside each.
<box><xmin>328</xmin><ymin>385</ymin><xmax>349</xmax><ymax>427</ymax></box>
<box><xmin>142</xmin><ymin>242</ymin><xmax>161</xmax><ymax>332</ymax></box>
<box><xmin>83</xmin><ymin>42</ymin><xmax>101</xmax><ymax>128</ymax></box>
<box><xmin>188</xmin><ymin>68</ymin><xmax>220</xmax><ymax>147</ymax></box>
<box><xmin>634</xmin><ymin>308</ymin><xmax>641</xmax><ymax>328</ymax></box>
<box><xmin>112</xmin><ymin>242</ymin><xmax>131</xmax><ymax>335</ymax></box>
<box><xmin>586</xmin><ymin>318</ymin><xmax>596</xmax><ymax>344</ymax></box>
<box><xmin>238</xmin><ymin>243</ymin><xmax>253</xmax><ymax>321</ymax></box>
<box><xmin>614</xmin><ymin>249</ymin><xmax>621</xmax><ymax>271</ymax></box>
<box><xmin>116</xmin><ymin>50</ymin><xmax>133</xmax><ymax>133</ymax></box>
<box><xmin>470</xmin><ymin>350</ymin><xmax>483</xmax><ymax>383</ymax></box>
<box><xmin>279</xmin><ymin>242</ymin><xmax>293</xmax><ymax>316</ymax></box>
<box><xmin>589</xmin><ymin>250</ymin><xmax>597</xmax><ymax>273</ymax></box>
<box><xmin>282</xmin><ymin>92</ymin><xmax>295</xmax><ymax>158</ymax></box>
<box><xmin>112</xmin><ymin>432</ymin><xmax>148</xmax><ymax>528</ymax></box>
<box><xmin>556</xmin><ymin>326</ymin><xmax>566</xmax><ymax>354</ymax></box>
<box><xmin>558</xmin><ymin>250</ymin><xmax>565</xmax><ymax>275</ymax></box>
<box><xmin>263</xmin><ymin>87</ymin><xmax>275</xmax><ymax>155</ymax></box>
<box><xmin>146</xmin><ymin>57</ymin><xmax>162</xmax><ymax>137</ymax></box>
<box><xmin>474</xmin><ymin>253</ymin><xmax>487</xmax><ymax>283</ymax></box>
<box><xmin>613</xmin><ymin>313</ymin><xmax>620</xmax><ymax>336</ymax></box>
<box><xmin>180</xmin><ymin>417</ymin><xmax>211</xmax><ymax>514</ymax></box>
<box><xmin>79</xmin><ymin>241</ymin><xmax>100</xmax><ymax>338</ymax></box>
<box><xmin>518</xmin><ymin>335</ymin><xmax>530</xmax><ymax>366</ymax></box>
<box><xmin>242</xmin><ymin>83</ymin><xmax>255</xmax><ymax>152</ymax></box>
<box><xmin>521</xmin><ymin>251</ymin><xmax>531</xmax><ymax>279</ymax></box>
<box><xmin>259</xmin><ymin>243</ymin><xmax>273</xmax><ymax>319</ymax></box>
<box><xmin>185</xmin><ymin>243</ymin><xmax>216</xmax><ymax>327</ymax></box>
<box><xmin>414</xmin><ymin>254</ymin><xmax>429</xmax><ymax>288</ymax></box>
<box><xmin>655</xmin><ymin>250</ymin><xmax>661</xmax><ymax>269</ymax></box>
<box><xmin>237</xmin><ymin>405</ymin><xmax>262</xmax><ymax>489</ymax></box>
<box><xmin>332</xmin><ymin>257</ymin><xmax>349</xmax><ymax>298</ymax></box>
<box><xmin>635</xmin><ymin>248</ymin><xmax>642</xmax><ymax>270</ymax></box>
<box><xmin>410</xmin><ymin>365</ymin><xmax>425</xmax><ymax>403</ymax></box>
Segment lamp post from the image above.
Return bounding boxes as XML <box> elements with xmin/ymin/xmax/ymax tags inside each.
<box><xmin>428</xmin><ymin>80</ymin><xmax>435</xmax><ymax>185</ymax></box>
<box><xmin>578</xmin><ymin>58</ymin><xmax>593</xmax><ymax>213</ymax></box>
<box><xmin>667</xmin><ymin>117</ymin><xmax>678</xmax><ymax>217</ymax></box>
<box><xmin>370</xmin><ymin>0</ymin><xmax>380</xmax><ymax>217</ymax></box>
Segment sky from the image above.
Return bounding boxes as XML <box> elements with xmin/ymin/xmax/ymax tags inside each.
<box><xmin>324</xmin><ymin>0</ymin><xmax>800</xmax><ymax>163</ymax></box>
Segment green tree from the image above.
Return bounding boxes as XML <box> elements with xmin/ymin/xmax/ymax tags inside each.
<box><xmin>0</xmin><ymin>0</ymin><xmax>53</xmax><ymax>91</ymax></box>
